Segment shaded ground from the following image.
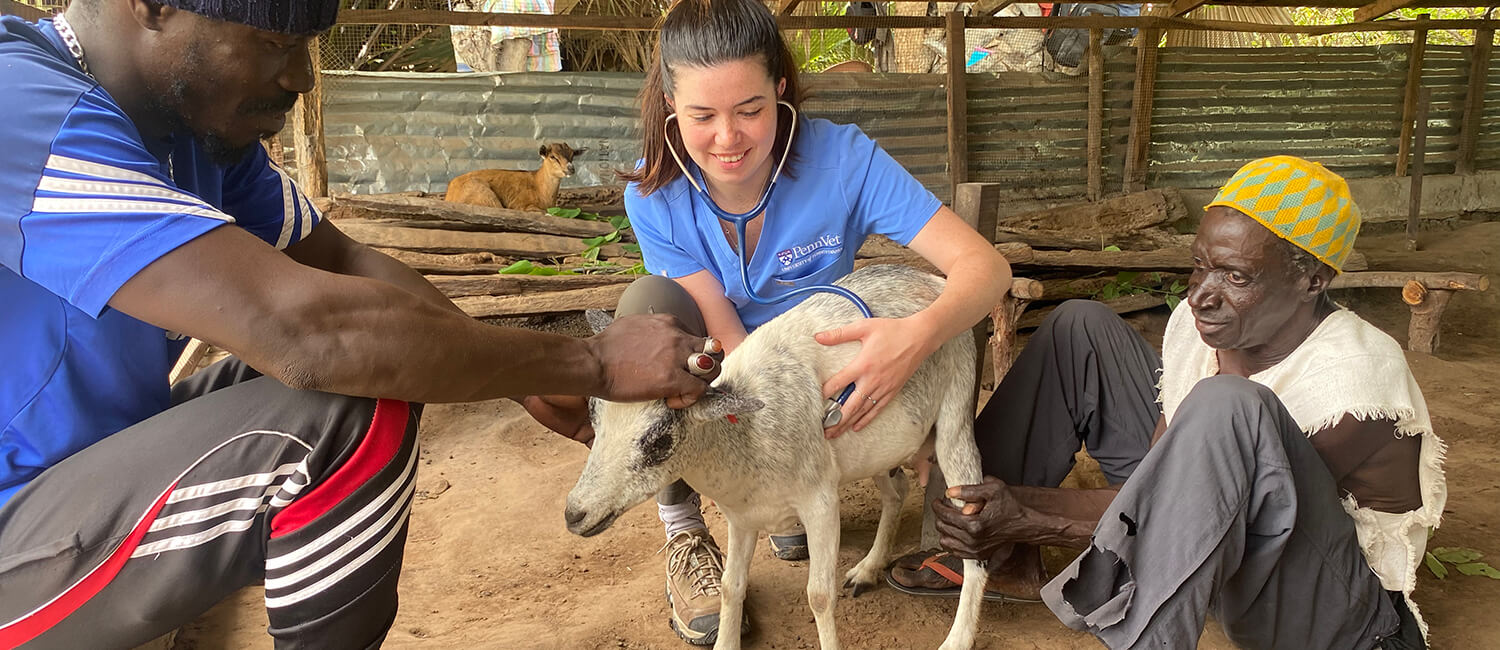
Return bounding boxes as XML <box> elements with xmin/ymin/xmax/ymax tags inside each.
<box><xmin>177</xmin><ymin>221</ymin><xmax>1500</xmax><ymax>649</ymax></box>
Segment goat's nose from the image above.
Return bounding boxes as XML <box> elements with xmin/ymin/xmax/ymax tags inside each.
<box><xmin>564</xmin><ymin>506</ymin><xmax>587</xmax><ymax>526</ymax></box>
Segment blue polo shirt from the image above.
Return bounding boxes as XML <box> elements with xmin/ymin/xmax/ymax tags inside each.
<box><xmin>626</xmin><ymin>117</ymin><xmax>941</xmax><ymax>330</ymax></box>
<box><xmin>0</xmin><ymin>17</ymin><xmax>323</xmax><ymax>506</ymax></box>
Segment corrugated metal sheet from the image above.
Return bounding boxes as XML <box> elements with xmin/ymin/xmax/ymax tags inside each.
<box><xmin>319</xmin><ymin>70</ymin><xmax>951</xmax><ymax>201</ymax></box>
<box><xmin>965</xmin><ymin>47</ymin><xmax>1135</xmax><ymax>201</ymax></box>
<box><xmin>1146</xmin><ymin>45</ymin><xmax>1480</xmax><ymax>190</ymax></box>
<box><xmin>1475</xmin><ymin>54</ymin><xmax>1500</xmax><ymax>172</ymax></box>
<box><xmin>312</xmin><ymin>52</ymin><xmax>1495</xmax><ymax>201</ymax></box>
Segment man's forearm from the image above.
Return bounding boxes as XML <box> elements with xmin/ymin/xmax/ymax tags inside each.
<box><xmin>344</xmin><ymin>245</ymin><xmax>466</xmax><ymax>315</ymax></box>
<box><xmin>1007</xmin><ymin>485</ymin><xmax>1119</xmax><ymax>549</ymax></box>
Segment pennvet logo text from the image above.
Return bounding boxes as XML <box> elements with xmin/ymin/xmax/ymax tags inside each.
<box><xmin>776</xmin><ymin>233</ymin><xmax>843</xmax><ymax>270</ymax></box>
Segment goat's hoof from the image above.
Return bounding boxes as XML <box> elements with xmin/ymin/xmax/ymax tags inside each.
<box><xmin>851</xmin><ymin>582</ymin><xmax>873</xmax><ymax>598</ymax></box>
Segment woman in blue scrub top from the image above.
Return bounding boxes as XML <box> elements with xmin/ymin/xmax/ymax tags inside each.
<box><xmin>527</xmin><ymin>0</ymin><xmax>1012</xmax><ymax>644</ymax></box>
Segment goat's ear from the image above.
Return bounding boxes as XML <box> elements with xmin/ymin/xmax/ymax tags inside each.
<box><xmin>539</xmin><ymin>144</ymin><xmax>550</xmax><ymax>157</ymax></box>
<box><xmin>583</xmin><ymin>309</ymin><xmax>615</xmax><ymax>335</ymax></box>
<box><xmin>573</xmin><ymin>147</ymin><xmax>589</xmax><ymax>158</ymax></box>
<box><xmin>690</xmin><ymin>386</ymin><xmax>765</xmax><ymax>422</ymax></box>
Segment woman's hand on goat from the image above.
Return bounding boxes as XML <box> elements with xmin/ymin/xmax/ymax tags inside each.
<box><xmin>816</xmin><ymin>315</ymin><xmax>938</xmax><ymax>438</ymax></box>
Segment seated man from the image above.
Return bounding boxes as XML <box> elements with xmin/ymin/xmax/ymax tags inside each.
<box><xmin>0</xmin><ymin>3</ymin><xmax>714</xmax><ymax>648</ymax></box>
<box><xmin>893</xmin><ymin>156</ymin><xmax>1444</xmax><ymax>648</ymax></box>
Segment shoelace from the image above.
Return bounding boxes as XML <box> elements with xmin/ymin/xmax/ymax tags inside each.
<box><xmin>660</xmin><ymin>533</ymin><xmax>724</xmax><ymax>597</ymax></box>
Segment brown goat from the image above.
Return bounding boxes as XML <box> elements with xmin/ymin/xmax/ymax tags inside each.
<box><xmin>445</xmin><ymin>143</ymin><xmax>588</xmax><ymax>212</ymax></box>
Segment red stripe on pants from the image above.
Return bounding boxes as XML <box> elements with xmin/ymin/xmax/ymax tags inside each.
<box><xmin>0</xmin><ymin>481</ymin><xmax>178</xmax><ymax>647</ymax></box>
<box><xmin>270</xmin><ymin>398</ymin><xmax>409</xmax><ymax>538</ymax></box>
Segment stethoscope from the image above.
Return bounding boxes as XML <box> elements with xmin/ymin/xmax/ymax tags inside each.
<box><xmin>666</xmin><ymin>102</ymin><xmax>871</xmax><ymax>429</ymax></box>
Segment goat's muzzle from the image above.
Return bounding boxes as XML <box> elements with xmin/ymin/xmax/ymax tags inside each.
<box><xmin>564</xmin><ymin>505</ymin><xmax>621</xmax><ymax>537</ymax></box>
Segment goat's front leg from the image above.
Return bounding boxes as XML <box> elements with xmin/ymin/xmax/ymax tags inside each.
<box><xmin>844</xmin><ymin>470</ymin><xmax>908</xmax><ymax>597</ymax></box>
<box><xmin>798</xmin><ymin>489</ymin><xmax>842</xmax><ymax>650</ymax></box>
<box><xmin>713</xmin><ymin>514</ymin><xmax>757</xmax><ymax>650</ymax></box>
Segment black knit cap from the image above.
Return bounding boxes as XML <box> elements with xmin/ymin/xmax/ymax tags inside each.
<box><xmin>160</xmin><ymin>0</ymin><xmax>341</xmax><ymax>35</ymax></box>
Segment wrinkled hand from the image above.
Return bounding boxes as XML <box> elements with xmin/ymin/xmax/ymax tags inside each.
<box><xmin>817</xmin><ymin>316</ymin><xmax>936</xmax><ymax>438</ymax></box>
<box><xmin>521</xmin><ymin>394</ymin><xmax>595</xmax><ymax>446</ymax></box>
<box><xmin>932</xmin><ymin>477</ymin><xmax>1029</xmax><ymax>560</ymax></box>
<box><xmin>586</xmin><ymin>313</ymin><xmax>715</xmax><ymax>409</ymax></box>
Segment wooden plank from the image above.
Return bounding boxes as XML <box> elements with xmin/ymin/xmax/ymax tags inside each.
<box><xmin>954</xmin><ymin>183</ymin><xmax>1003</xmax><ymax>243</ymax></box>
<box><xmin>1</xmin><ymin>0</ymin><xmax>48</xmax><ymax>20</ymax></box>
<box><xmin>456</xmin><ymin>285</ymin><xmax>629</xmax><ymax>319</ymax></box>
<box><xmin>338</xmin><ymin>220</ymin><xmax>625</xmax><ymax>258</ymax></box>
<box><xmin>332</xmin><ymin>10</ymin><xmax>1500</xmax><ymax>35</ymax></box>
<box><xmin>428</xmin><ymin>273</ymin><xmax>635</xmax><ymax>298</ymax></box>
<box><xmin>945</xmin><ymin>10</ymin><xmax>969</xmax><ymax>197</ymax></box>
<box><xmin>1408</xmin><ymin>85</ymin><xmax>1431</xmax><ymax>250</ymax></box>
<box><xmin>377</xmin><ymin>249</ymin><xmax>511</xmax><ymax>274</ymax></box>
<box><xmin>778</xmin><ymin>0</ymin><xmax>803</xmax><ymax>16</ymax></box>
<box><xmin>1123</xmin><ymin>29</ymin><xmax>1159</xmax><ymax>194</ymax></box>
<box><xmin>325</xmin><ymin>196</ymin><xmax>616</xmax><ymax>238</ymax></box>
<box><xmin>1396</xmin><ymin>16</ymin><xmax>1429</xmax><ymax>178</ymax></box>
<box><xmin>291</xmin><ymin>37</ymin><xmax>327</xmax><ymax>198</ymax></box>
<box><xmin>1167</xmin><ymin>0</ymin><xmax>1211</xmax><ymax>17</ymax></box>
<box><xmin>1087</xmin><ymin>28</ymin><xmax>1104</xmax><ymax>202</ymax></box>
<box><xmin>1354</xmin><ymin>0</ymin><xmax>1419</xmax><ymax>22</ymax></box>
<box><xmin>1332</xmin><ymin>271</ymin><xmax>1488</xmax><ymax>292</ymax></box>
<box><xmin>1455</xmin><ymin>28</ymin><xmax>1494</xmax><ymax>175</ymax></box>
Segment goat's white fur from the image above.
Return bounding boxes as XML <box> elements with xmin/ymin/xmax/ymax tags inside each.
<box><xmin>565</xmin><ymin>265</ymin><xmax>987</xmax><ymax>650</ymax></box>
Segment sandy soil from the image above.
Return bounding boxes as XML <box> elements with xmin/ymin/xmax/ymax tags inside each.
<box><xmin>173</xmin><ymin>221</ymin><xmax>1500</xmax><ymax>650</ymax></box>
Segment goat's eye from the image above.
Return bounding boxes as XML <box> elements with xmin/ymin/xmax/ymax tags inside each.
<box><xmin>637</xmin><ymin>425</ymin><xmax>675</xmax><ymax>468</ymax></box>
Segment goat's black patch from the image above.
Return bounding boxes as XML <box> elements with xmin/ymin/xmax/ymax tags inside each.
<box><xmin>1119</xmin><ymin>512</ymin><xmax>1137</xmax><ymax>537</ymax></box>
<box><xmin>635</xmin><ymin>410</ymin><xmax>681</xmax><ymax>469</ymax></box>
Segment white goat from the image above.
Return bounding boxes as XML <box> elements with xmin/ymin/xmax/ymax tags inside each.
<box><xmin>564</xmin><ymin>264</ymin><xmax>988</xmax><ymax>650</ymax></box>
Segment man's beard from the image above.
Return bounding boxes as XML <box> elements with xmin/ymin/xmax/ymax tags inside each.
<box><xmin>147</xmin><ymin>66</ymin><xmax>299</xmax><ymax>166</ymax></box>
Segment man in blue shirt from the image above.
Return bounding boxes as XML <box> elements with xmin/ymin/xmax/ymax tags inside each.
<box><xmin>0</xmin><ymin>2</ymin><xmax>714</xmax><ymax>648</ymax></box>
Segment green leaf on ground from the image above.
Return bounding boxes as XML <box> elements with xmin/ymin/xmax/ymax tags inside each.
<box><xmin>547</xmin><ymin>207</ymin><xmax>583</xmax><ymax>219</ymax></box>
<box><xmin>1433</xmin><ymin>547</ymin><xmax>1484</xmax><ymax>564</ymax></box>
<box><xmin>1426</xmin><ymin>552</ymin><xmax>1449</xmax><ymax>580</ymax></box>
<box><xmin>1456</xmin><ymin>562</ymin><xmax>1500</xmax><ymax>579</ymax></box>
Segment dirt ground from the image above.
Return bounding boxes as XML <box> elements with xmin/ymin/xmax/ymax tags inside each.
<box><xmin>175</xmin><ymin>221</ymin><xmax>1500</xmax><ymax>650</ymax></box>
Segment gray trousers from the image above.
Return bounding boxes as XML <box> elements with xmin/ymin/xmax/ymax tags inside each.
<box><xmin>616</xmin><ymin>275</ymin><xmax>707</xmax><ymax>506</ymax></box>
<box><xmin>990</xmin><ymin>302</ymin><xmax>1402</xmax><ymax>649</ymax></box>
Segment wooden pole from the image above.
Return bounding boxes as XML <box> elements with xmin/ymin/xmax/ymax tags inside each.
<box><xmin>1088</xmin><ymin>28</ymin><xmax>1104</xmax><ymax>202</ymax></box>
<box><xmin>945</xmin><ymin>11</ymin><xmax>969</xmax><ymax>199</ymax></box>
<box><xmin>1407</xmin><ymin>85</ymin><xmax>1430</xmax><ymax>251</ymax></box>
<box><xmin>953</xmin><ymin>182</ymin><xmax>1002</xmax><ymax>386</ymax></box>
<box><xmin>1456</xmin><ymin>27</ymin><xmax>1494</xmax><ymax>175</ymax></box>
<box><xmin>1396</xmin><ymin>14</ymin><xmax>1429</xmax><ymax>177</ymax></box>
<box><xmin>1123</xmin><ymin>29</ymin><xmax>1159</xmax><ymax>194</ymax></box>
<box><xmin>292</xmin><ymin>37</ymin><xmax>329</xmax><ymax>198</ymax></box>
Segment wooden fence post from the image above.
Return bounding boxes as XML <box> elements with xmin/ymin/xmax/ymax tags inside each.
<box><xmin>945</xmin><ymin>10</ymin><xmax>969</xmax><ymax>200</ymax></box>
<box><xmin>1123</xmin><ymin>29</ymin><xmax>1159</xmax><ymax>194</ymax></box>
<box><xmin>1396</xmin><ymin>14</ymin><xmax>1429</xmax><ymax>177</ymax></box>
<box><xmin>1456</xmin><ymin>27</ymin><xmax>1494</xmax><ymax>175</ymax></box>
<box><xmin>1088</xmin><ymin>28</ymin><xmax>1104</xmax><ymax>201</ymax></box>
<box><xmin>292</xmin><ymin>37</ymin><xmax>329</xmax><ymax>198</ymax></box>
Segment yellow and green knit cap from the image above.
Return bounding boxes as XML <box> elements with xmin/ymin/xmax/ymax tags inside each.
<box><xmin>1207</xmin><ymin>155</ymin><xmax>1361</xmax><ymax>273</ymax></box>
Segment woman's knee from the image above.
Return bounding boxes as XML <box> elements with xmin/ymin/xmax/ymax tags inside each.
<box><xmin>616</xmin><ymin>275</ymin><xmax>706</xmax><ymax>335</ymax></box>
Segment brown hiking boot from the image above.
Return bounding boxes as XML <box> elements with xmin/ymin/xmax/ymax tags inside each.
<box><xmin>663</xmin><ymin>528</ymin><xmax>729</xmax><ymax>645</ymax></box>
